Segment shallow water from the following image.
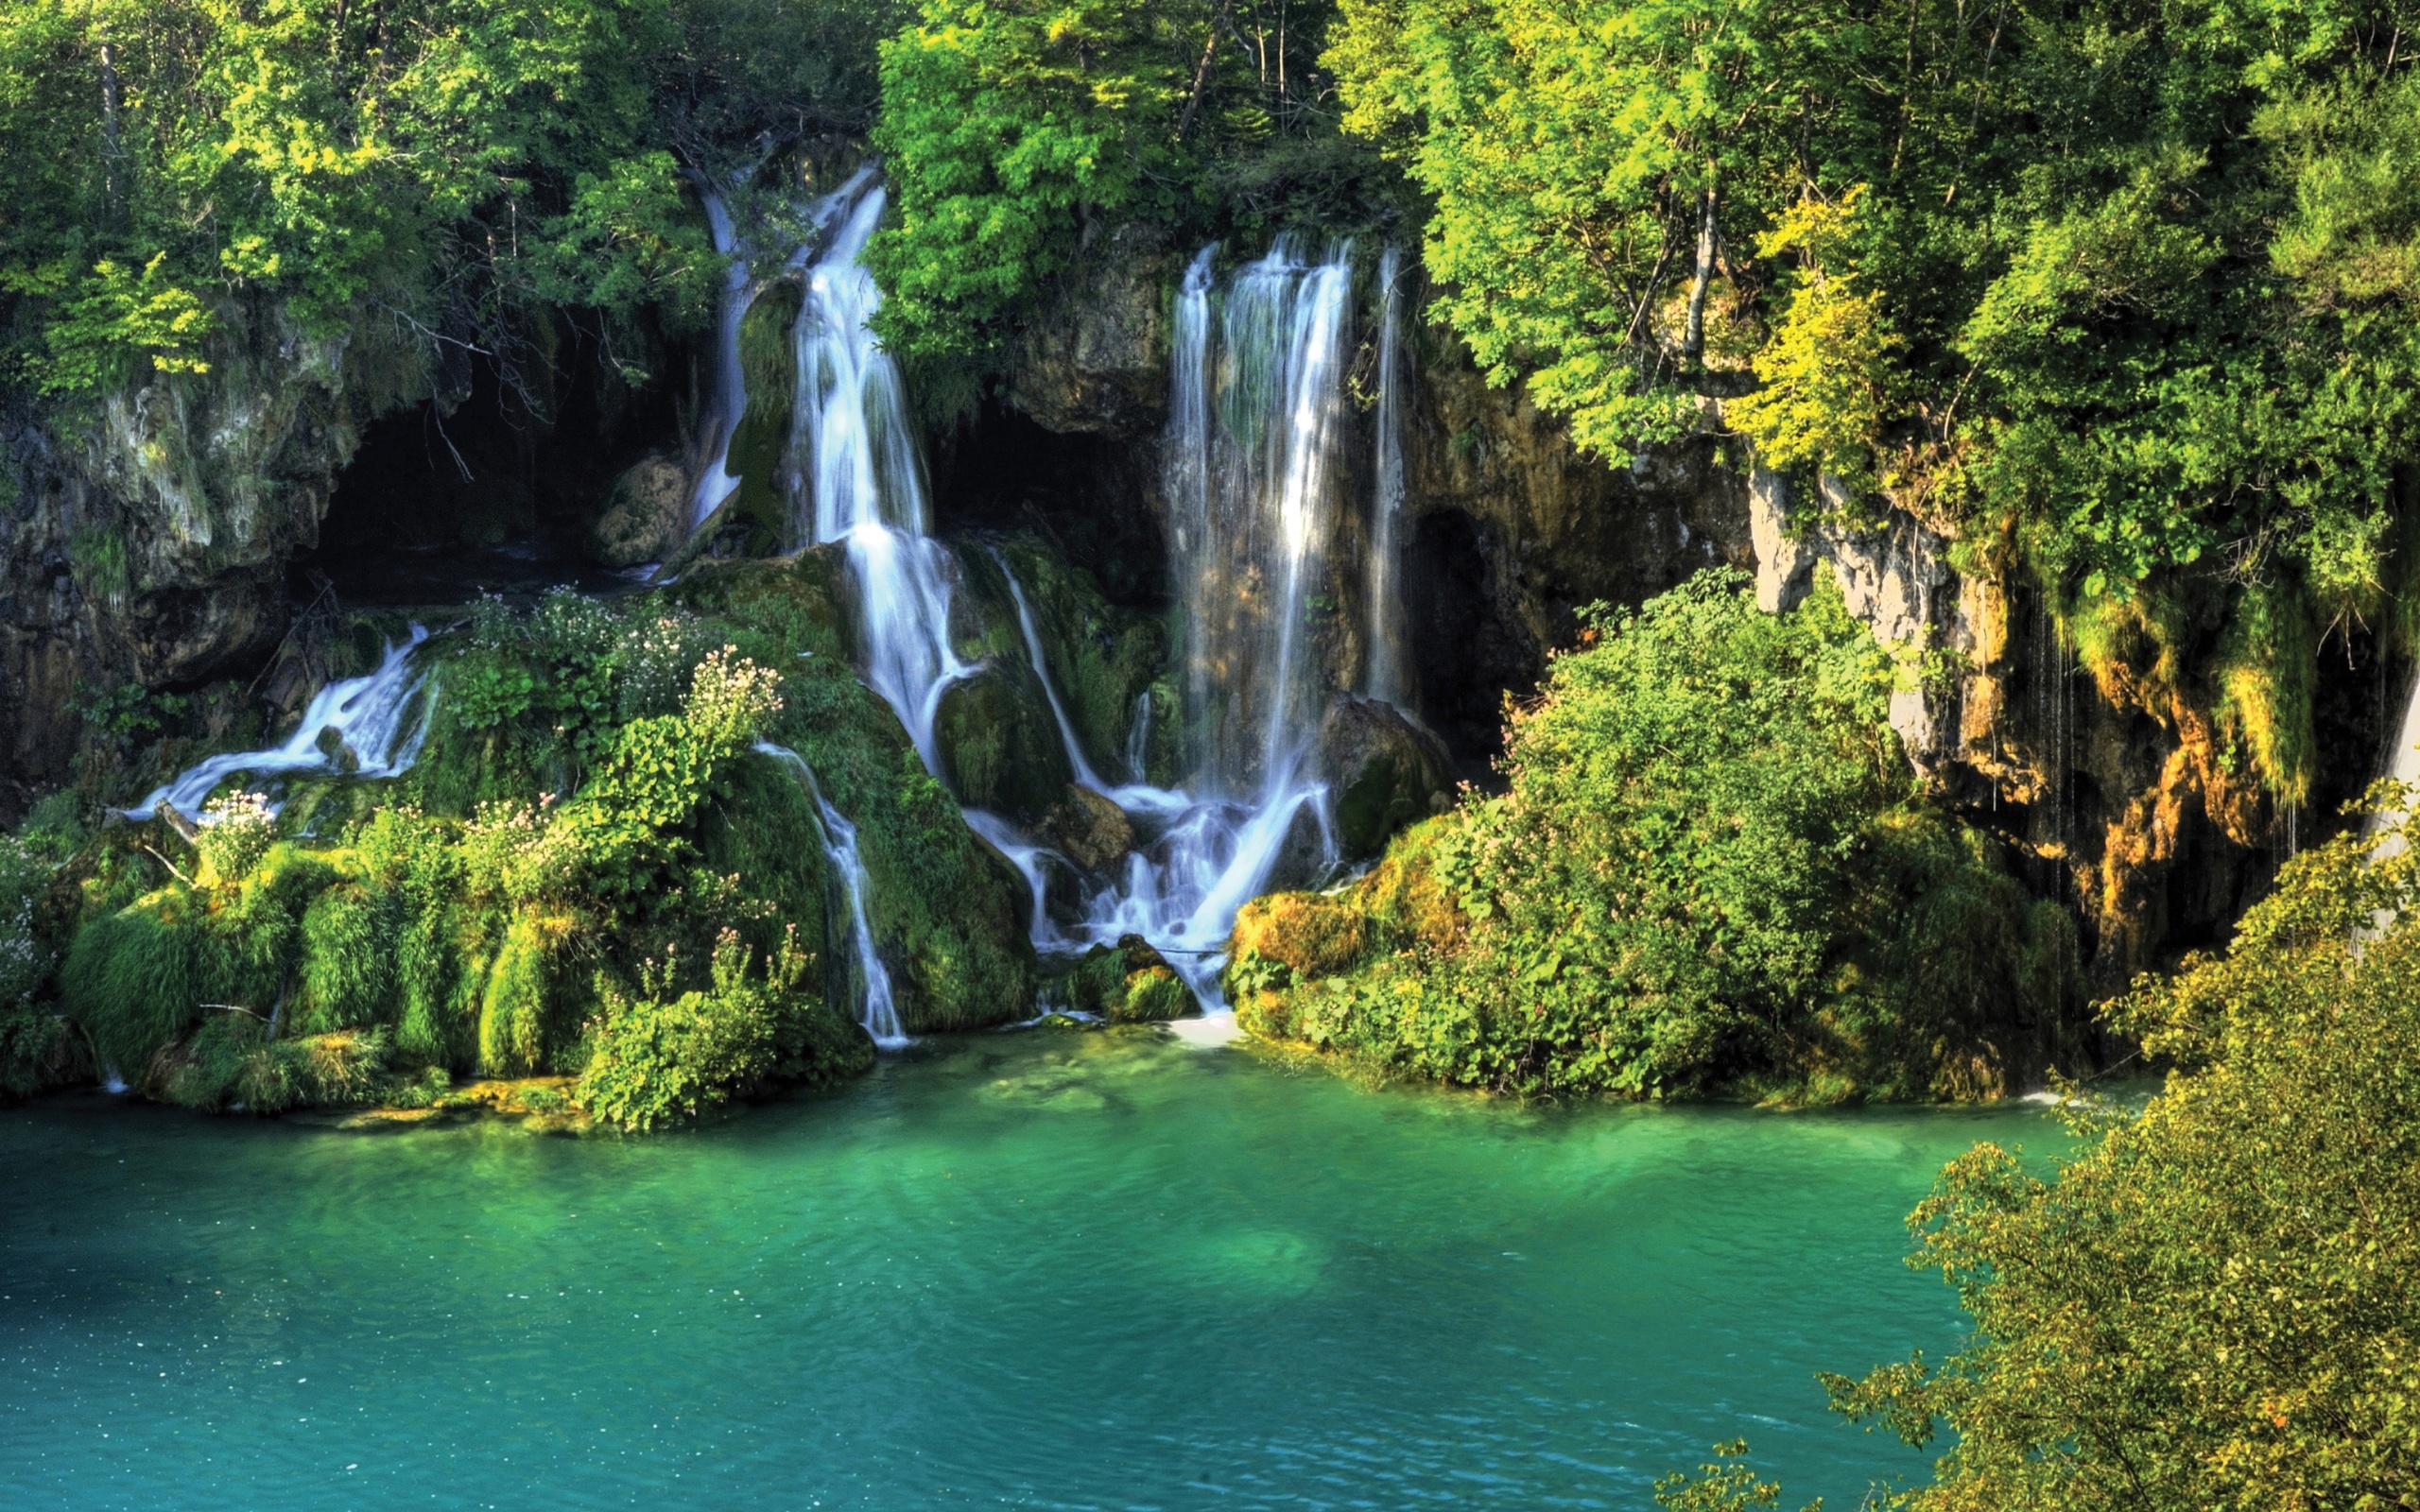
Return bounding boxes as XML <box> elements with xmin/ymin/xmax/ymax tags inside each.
<box><xmin>0</xmin><ymin>1032</ymin><xmax>2058</xmax><ymax>1510</ymax></box>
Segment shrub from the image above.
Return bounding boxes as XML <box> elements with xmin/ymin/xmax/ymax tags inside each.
<box><xmin>196</xmin><ymin>792</ymin><xmax>276</xmax><ymax>885</ymax></box>
<box><xmin>1825</xmin><ymin>788</ymin><xmax>2420</xmax><ymax>1509</ymax></box>
<box><xmin>1233</xmin><ymin>569</ymin><xmax>2076</xmax><ymax>1099</ymax></box>
<box><xmin>577</xmin><ymin>927</ymin><xmax>861</xmax><ymax>1131</ymax></box>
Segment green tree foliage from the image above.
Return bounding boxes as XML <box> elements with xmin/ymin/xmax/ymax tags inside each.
<box><xmin>1231</xmin><ymin>569</ymin><xmax>2076</xmax><ymax>1099</ymax></box>
<box><xmin>869</xmin><ymin>0</ymin><xmax>1387</xmax><ymax>358</ymax></box>
<box><xmin>1824</xmin><ymin>791</ymin><xmax>2420</xmax><ymax>1508</ymax></box>
<box><xmin>1327</xmin><ymin>0</ymin><xmax>2420</xmax><ymax>722</ymax></box>
<box><xmin>0</xmin><ymin>0</ymin><xmax>740</xmax><ymax>391</ymax></box>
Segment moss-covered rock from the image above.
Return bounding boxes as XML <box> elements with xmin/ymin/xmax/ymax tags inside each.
<box><xmin>934</xmin><ymin>664</ymin><xmax>1072</xmax><ymax>822</ymax></box>
<box><xmin>1110</xmin><ymin>966</ymin><xmax>1188</xmax><ymax>1023</ymax></box>
<box><xmin>1037</xmin><ymin>784</ymin><xmax>1133</xmax><ymax>873</ymax></box>
<box><xmin>1319</xmin><ymin>696</ymin><xmax>1452</xmax><ymax>859</ymax></box>
<box><xmin>590</xmin><ymin>453</ymin><xmax>688</xmax><ymax>568</ymax></box>
<box><xmin>672</xmin><ymin>553</ymin><xmax>1037</xmax><ymax>1032</ymax></box>
<box><xmin>960</xmin><ymin>536</ymin><xmax>1175</xmax><ymax>784</ymax></box>
<box><xmin>1229</xmin><ymin>891</ymin><xmax>1372</xmax><ymax>983</ymax></box>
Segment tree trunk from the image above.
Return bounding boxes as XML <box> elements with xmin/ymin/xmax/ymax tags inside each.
<box><xmin>98</xmin><ymin>40</ymin><xmax>123</xmax><ymax>210</ymax></box>
<box><xmin>1683</xmin><ymin>185</ymin><xmax>1718</xmax><ymax>362</ymax></box>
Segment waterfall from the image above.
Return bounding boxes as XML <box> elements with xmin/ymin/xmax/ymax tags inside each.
<box><xmin>121</xmin><ymin>627</ymin><xmax>434</xmax><ymax>821</ymax></box>
<box><xmin>1177</xmin><ymin>238</ymin><xmax>1357</xmax><ymax>792</ymax></box>
<box><xmin>755</xmin><ymin>742</ymin><xmax>907</xmax><ymax>1046</ymax></box>
<box><xmin>786</xmin><ymin>176</ymin><xmax>968</xmax><ymax>772</ymax></box>
<box><xmin>1363</xmin><ymin>245</ymin><xmax>1410</xmax><ymax>707</ymax></box>
<box><xmin>779</xmin><ymin>211</ymin><xmax>1377</xmax><ymax>1019</ymax></box>
<box><xmin>683</xmin><ymin>182</ymin><xmax>753</xmax><ymax>537</ymax></box>
<box><xmin>994</xmin><ymin>547</ymin><xmax>1108</xmax><ymax>793</ymax></box>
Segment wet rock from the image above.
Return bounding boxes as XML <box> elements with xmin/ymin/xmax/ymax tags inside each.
<box><xmin>1038</xmin><ymin>783</ymin><xmax>1134</xmax><ymax>873</ymax></box>
<box><xmin>1007</xmin><ymin>222</ymin><xmax>1171</xmax><ymax>438</ymax></box>
<box><xmin>1319</xmin><ymin>696</ymin><xmax>1453</xmax><ymax>859</ymax></box>
<box><xmin>589</xmin><ymin>453</ymin><xmax>687</xmax><ymax>569</ymax></box>
<box><xmin>935</xmin><ymin>665</ymin><xmax>1072</xmax><ymax>824</ymax></box>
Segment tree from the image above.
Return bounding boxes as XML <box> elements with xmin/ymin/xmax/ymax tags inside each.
<box><xmin>1825</xmin><ymin>787</ymin><xmax>2420</xmax><ymax>1508</ymax></box>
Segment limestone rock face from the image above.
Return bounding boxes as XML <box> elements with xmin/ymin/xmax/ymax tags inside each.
<box><xmin>589</xmin><ymin>453</ymin><xmax>687</xmax><ymax>569</ymax></box>
<box><xmin>1739</xmin><ymin>464</ymin><xmax>2360</xmax><ymax>993</ymax></box>
<box><xmin>1319</xmin><ymin>695</ymin><xmax>1452</xmax><ymax>859</ymax></box>
<box><xmin>1006</xmin><ymin>221</ymin><xmax>1172</xmax><ymax>438</ymax></box>
<box><xmin>0</xmin><ymin>296</ymin><xmax>427</xmax><ymax>812</ymax></box>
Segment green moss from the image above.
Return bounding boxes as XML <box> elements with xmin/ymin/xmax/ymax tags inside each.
<box><xmin>972</xmin><ymin>536</ymin><xmax>1171</xmax><ymax>782</ymax></box>
<box><xmin>62</xmin><ymin>895</ymin><xmax>201</xmax><ymax>1074</ymax></box>
<box><xmin>478</xmin><ymin>912</ymin><xmax>564</xmax><ymax>1076</ymax></box>
<box><xmin>2213</xmin><ymin>582</ymin><xmax>2317</xmax><ymax>805</ymax></box>
<box><xmin>721</xmin><ymin>281</ymin><xmax>804</xmax><ymax>550</ymax></box>
<box><xmin>933</xmin><ymin>664</ymin><xmax>1071</xmax><ymax>821</ymax></box>
<box><xmin>1112</xmin><ymin>968</ymin><xmax>1188</xmax><ymax>1023</ymax></box>
<box><xmin>295</xmin><ymin>883</ymin><xmax>400</xmax><ymax>1034</ymax></box>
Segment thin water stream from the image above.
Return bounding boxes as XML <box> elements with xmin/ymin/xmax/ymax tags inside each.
<box><xmin>0</xmin><ymin>1032</ymin><xmax>2054</xmax><ymax>1510</ymax></box>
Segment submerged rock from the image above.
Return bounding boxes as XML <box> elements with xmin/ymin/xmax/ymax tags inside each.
<box><xmin>1319</xmin><ymin>696</ymin><xmax>1452</xmax><ymax>859</ymax></box>
<box><xmin>589</xmin><ymin>453</ymin><xmax>687</xmax><ymax>568</ymax></box>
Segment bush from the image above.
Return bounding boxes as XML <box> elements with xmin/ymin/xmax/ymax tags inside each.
<box><xmin>1824</xmin><ymin>788</ymin><xmax>2420</xmax><ymax>1508</ymax></box>
<box><xmin>1232</xmin><ymin>569</ymin><xmax>2078</xmax><ymax>1099</ymax></box>
<box><xmin>577</xmin><ymin>927</ymin><xmax>867</xmax><ymax>1131</ymax></box>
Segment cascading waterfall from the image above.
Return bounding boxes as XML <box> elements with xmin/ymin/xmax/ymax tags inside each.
<box><xmin>754</xmin><ymin>742</ymin><xmax>907</xmax><ymax>1046</ymax></box>
<box><xmin>786</xmin><ymin>175</ymin><xmax>968</xmax><ymax>772</ymax></box>
<box><xmin>1363</xmin><ymin>245</ymin><xmax>1411</xmax><ymax>707</ymax></box>
<box><xmin>963</xmin><ymin>241</ymin><xmax>1369</xmax><ymax>1005</ymax></box>
<box><xmin>121</xmin><ymin>627</ymin><xmax>435</xmax><ymax>821</ymax></box>
<box><xmin>683</xmin><ymin>182</ymin><xmax>753</xmax><ymax>537</ymax></box>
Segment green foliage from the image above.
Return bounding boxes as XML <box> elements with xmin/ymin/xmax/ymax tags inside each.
<box><xmin>868</xmin><ymin>0</ymin><xmax>1389</xmax><ymax>360</ymax></box>
<box><xmin>577</xmin><ymin>925</ymin><xmax>865</xmax><ymax>1130</ymax></box>
<box><xmin>1653</xmin><ymin>1443</ymin><xmax>1819</xmax><ymax>1512</ymax></box>
<box><xmin>869</xmin><ymin>0</ymin><xmax>1186</xmax><ymax>357</ymax></box>
<box><xmin>1825</xmin><ymin>789</ymin><xmax>2420</xmax><ymax>1509</ymax></box>
<box><xmin>1236</xmin><ymin>569</ymin><xmax>2075</xmax><ymax>1099</ymax></box>
<box><xmin>49</xmin><ymin>556</ymin><xmax>1041</xmax><ymax>1112</ymax></box>
<box><xmin>1330</xmin><ymin>0</ymin><xmax>2420</xmax><ymax>736</ymax></box>
<box><xmin>195</xmin><ymin>791</ymin><xmax>276</xmax><ymax>885</ymax></box>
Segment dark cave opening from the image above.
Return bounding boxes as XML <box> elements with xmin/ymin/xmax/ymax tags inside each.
<box><xmin>295</xmin><ymin>318</ymin><xmax>689</xmax><ymax>608</ymax></box>
<box><xmin>927</xmin><ymin>402</ymin><xmax>1169</xmax><ymax>610</ymax></box>
<box><xmin>1405</xmin><ymin>507</ymin><xmax>1533</xmax><ymax>783</ymax></box>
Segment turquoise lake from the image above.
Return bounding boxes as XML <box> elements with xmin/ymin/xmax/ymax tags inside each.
<box><xmin>0</xmin><ymin>1028</ymin><xmax>2060</xmax><ymax>1509</ymax></box>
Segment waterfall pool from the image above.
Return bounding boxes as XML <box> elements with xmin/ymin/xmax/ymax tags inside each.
<box><xmin>0</xmin><ymin>1030</ymin><xmax>2056</xmax><ymax>1509</ymax></box>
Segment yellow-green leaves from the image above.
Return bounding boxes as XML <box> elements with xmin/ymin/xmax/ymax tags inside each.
<box><xmin>37</xmin><ymin>254</ymin><xmax>216</xmax><ymax>393</ymax></box>
<box><xmin>1726</xmin><ymin>189</ymin><xmax>1899</xmax><ymax>489</ymax></box>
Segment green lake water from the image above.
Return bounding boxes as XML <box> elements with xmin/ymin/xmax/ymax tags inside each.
<box><xmin>0</xmin><ymin>1028</ymin><xmax>2059</xmax><ymax>1510</ymax></box>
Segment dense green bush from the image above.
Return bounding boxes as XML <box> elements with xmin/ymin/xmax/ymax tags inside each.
<box><xmin>1822</xmin><ymin>791</ymin><xmax>2420</xmax><ymax>1508</ymax></box>
<box><xmin>1232</xmin><ymin>569</ymin><xmax>2077</xmax><ymax>1100</ymax></box>
<box><xmin>577</xmin><ymin>926</ymin><xmax>871</xmax><ymax>1130</ymax></box>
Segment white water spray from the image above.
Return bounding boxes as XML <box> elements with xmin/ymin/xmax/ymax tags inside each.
<box><xmin>786</xmin><ymin>177</ymin><xmax>970</xmax><ymax>771</ymax></box>
<box><xmin>683</xmin><ymin>182</ymin><xmax>753</xmax><ymax>537</ymax></box>
<box><xmin>121</xmin><ymin>627</ymin><xmax>434</xmax><ymax>821</ymax></box>
<box><xmin>755</xmin><ymin>742</ymin><xmax>907</xmax><ymax>1047</ymax></box>
<box><xmin>1364</xmin><ymin>244</ymin><xmax>1411</xmax><ymax>707</ymax></box>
